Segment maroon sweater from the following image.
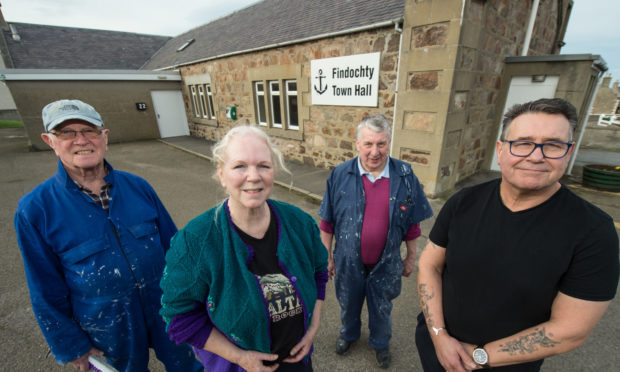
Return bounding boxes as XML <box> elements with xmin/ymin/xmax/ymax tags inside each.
<box><xmin>320</xmin><ymin>175</ymin><xmax>421</xmax><ymax>265</ymax></box>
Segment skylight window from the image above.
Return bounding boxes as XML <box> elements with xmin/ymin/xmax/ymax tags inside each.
<box><xmin>176</xmin><ymin>38</ymin><xmax>195</xmax><ymax>52</ymax></box>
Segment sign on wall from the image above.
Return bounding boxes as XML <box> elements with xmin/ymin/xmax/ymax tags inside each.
<box><xmin>311</xmin><ymin>52</ymin><xmax>380</xmax><ymax>107</ymax></box>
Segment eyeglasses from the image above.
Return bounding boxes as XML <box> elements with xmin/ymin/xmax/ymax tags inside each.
<box><xmin>50</xmin><ymin>128</ymin><xmax>103</xmax><ymax>140</ymax></box>
<box><xmin>505</xmin><ymin>140</ymin><xmax>573</xmax><ymax>159</ymax></box>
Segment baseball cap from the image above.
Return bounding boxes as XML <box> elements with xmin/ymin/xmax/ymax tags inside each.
<box><xmin>42</xmin><ymin>99</ymin><xmax>104</xmax><ymax>132</ymax></box>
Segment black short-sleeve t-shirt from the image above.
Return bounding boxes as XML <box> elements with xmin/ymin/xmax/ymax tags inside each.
<box><xmin>430</xmin><ymin>179</ymin><xmax>619</xmax><ymax>345</ymax></box>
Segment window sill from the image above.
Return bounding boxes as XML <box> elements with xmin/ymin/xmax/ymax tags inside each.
<box><xmin>191</xmin><ymin>118</ymin><xmax>218</xmax><ymax>127</ymax></box>
<box><xmin>264</xmin><ymin>127</ymin><xmax>303</xmax><ymax>141</ymax></box>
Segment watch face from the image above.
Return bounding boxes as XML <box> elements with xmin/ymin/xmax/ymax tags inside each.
<box><xmin>473</xmin><ymin>348</ymin><xmax>488</xmax><ymax>365</ymax></box>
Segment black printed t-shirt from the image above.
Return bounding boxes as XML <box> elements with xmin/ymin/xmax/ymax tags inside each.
<box><xmin>233</xmin><ymin>207</ymin><xmax>305</xmax><ymax>364</ymax></box>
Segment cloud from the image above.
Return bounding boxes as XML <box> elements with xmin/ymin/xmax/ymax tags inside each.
<box><xmin>1</xmin><ymin>0</ymin><xmax>259</xmax><ymax>36</ymax></box>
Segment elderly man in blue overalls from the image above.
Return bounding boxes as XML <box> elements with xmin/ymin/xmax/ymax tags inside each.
<box><xmin>319</xmin><ymin>114</ymin><xmax>433</xmax><ymax>369</ymax></box>
<box><xmin>15</xmin><ymin>99</ymin><xmax>202</xmax><ymax>371</ymax></box>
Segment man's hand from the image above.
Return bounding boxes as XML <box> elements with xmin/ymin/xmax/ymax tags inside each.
<box><xmin>68</xmin><ymin>348</ymin><xmax>104</xmax><ymax>371</ymax></box>
<box><xmin>327</xmin><ymin>257</ymin><xmax>336</xmax><ymax>279</ymax></box>
<box><xmin>402</xmin><ymin>254</ymin><xmax>415</xmax><ymax>277</ymax></box>
<box><xmin>403</xmin><ymin>239</ymin><xmax>417</xmax><ymax>277</ymax></box>
<box><xmin>432</xmin><ymin>333</ymin><xmax>478</xmax><ymax>372</ymax></box>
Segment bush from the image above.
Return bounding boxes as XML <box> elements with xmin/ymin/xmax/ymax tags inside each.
<box><xmin>0</xmin><ymin>120</ymin><xmax>23</xmax><ymax>128</ymax></box>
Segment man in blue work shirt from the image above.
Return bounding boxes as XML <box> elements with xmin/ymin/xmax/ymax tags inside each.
<box><xmin>319</xmin><ymin>114</ymin><xmax>433</xmax><ymax>368</ymax></box>
<box><xmin>14</xmin><ymin>99</ymin><xmax>202</xmax><ymax>371</ymax></box>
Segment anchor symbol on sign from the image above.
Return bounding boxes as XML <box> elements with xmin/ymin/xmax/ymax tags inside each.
<box><xmin>314</xmin><ymin>69</ymin><xmax>328</xmax><ymax>95</ymax></box>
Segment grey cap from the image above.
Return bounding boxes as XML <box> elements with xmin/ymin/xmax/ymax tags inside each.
<box><xmin>42</xmin><ymin>99</ymin><xmax>104</xmax><ymax>132</ymax></box>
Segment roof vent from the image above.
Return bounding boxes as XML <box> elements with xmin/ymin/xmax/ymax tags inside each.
<box><xmin>176</xmin><ymin>38</ymin><xmax>195</xmax><ymax>52</ymax></box>
<box><xmin>9</xmin><ymin>24</ymin><xmax>20</xmax><ymax>41</ymax></box>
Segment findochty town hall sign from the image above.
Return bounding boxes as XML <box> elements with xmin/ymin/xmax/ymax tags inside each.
<box><xmin>311</xmin><ymin>52</ymin><xmax>380</xmax><ymax>107</ymax></box>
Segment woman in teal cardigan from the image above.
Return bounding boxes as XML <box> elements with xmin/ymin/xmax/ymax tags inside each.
<box><xmin>160</xmin><ymin>125</ymin><xmax>328</xmax><ymax>372</ymax></box>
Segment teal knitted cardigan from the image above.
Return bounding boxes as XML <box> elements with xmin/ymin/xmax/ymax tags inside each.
<box><xmin>160</xmin><ymin>199</ymin><xmax>328</xmax><ymax>353</ymax></box>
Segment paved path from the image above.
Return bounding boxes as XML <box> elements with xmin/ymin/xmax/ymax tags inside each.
<box><xmin>1</xmin><ymin>128</ymin><xmax>618</xmax><ymax>371</ymax></box>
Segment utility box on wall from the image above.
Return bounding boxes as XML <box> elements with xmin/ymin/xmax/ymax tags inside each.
<box><xmin>487</xmin><ymin>54</ymin><xmax>608</xmax><ymax>174</ymax></box>
<box><xmin>226</xmin><ymin>105</ymin><xmax>237</xmax><ymax>120</ymax></box>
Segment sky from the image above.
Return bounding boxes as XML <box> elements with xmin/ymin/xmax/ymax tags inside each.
<box><xmin>1</xmin><ymin>0</ymin><xmax>618</xmax><ymax>80</ymax></box>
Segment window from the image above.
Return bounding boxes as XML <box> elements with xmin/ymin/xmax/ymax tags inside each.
<box><xmin>253</xmin><ymin>79</ymin><xmax>299</xmax><ymax>132</ymax></box>
<box><xmin>190</xmin><ymin>83</ymin><xmax>217</xmax><ymax>121</ymax></box>
<box><xmin>269</xmin><ymin>80</ymin><xmax>282</xmax><ymax>128</ymax></box>
<box><xmin>185</xmin><ymin>74</ymin><xmax>217</xmax><ymax>127</ymax></box>
<box><xmin>198</xmin><ymin>85</ymin><xmax>208</xmax><ymax>119</ymax></box>
<box><xmin>196</xmin><ymin>84</ymin><xmax>216</xmax><ymax>120</ymax></box>
<box><xmin>190</xmin><ymin>85</ymin><xmax>200</xmax><ymax>118</ymax></box>
<box><xmin>285</xmin><ymin>80</ymin><xmax>298</xmax><ymax>130</ymax></box>
<box><xmin>254</xmin><ymin>81</ymin><xmax>267</xmax><ymax>126</ymax></box>
<box><xmin>206</xmin><ymin>84</ymin><xmax>216</xmax><ymax>119</ymax></box>
<box><xmin>177</xmin><ymin>38</ymin><xmax>195</xmax><ymax>52</ymax></box>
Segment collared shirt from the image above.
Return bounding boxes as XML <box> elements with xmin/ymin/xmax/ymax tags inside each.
<box><xmin>74</xmin><ymin>181</ymin><xmax>112</xmax><ymax>211</ymax></box>
<box><xmin>72</xmin><ymin>164</ymin><xmax>112</xmax><ymax>211</ymax></box>
<box><xmin>357</xmin><ymin>156</ymin><xmax>390</xmax><ymax>183</ymax></box>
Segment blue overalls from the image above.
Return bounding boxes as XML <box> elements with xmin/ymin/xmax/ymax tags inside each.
<box><xmin>15</xmin><ymin>160</ymin><xmax>202</xmax><ymax>371</ymax></box>
<box><xmin>319</xmin><ymin>157</ymin><xmax>432</xmax><ymax>349</ymax></box>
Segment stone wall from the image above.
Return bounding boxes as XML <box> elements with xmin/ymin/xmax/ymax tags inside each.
<box><xmin>447</xmin><ymin>0</ymin><xmax>566</xmax><ymax>189</ymax></box>
<box><xmin>590</xmin><ymin>76</ymin><xmax>619</xmax><ymax>115</ymax></box>
<box><xmin>180</xmin><ymin>26</ymin><xmax>401</xmax><ymax>169</ymax></box>
<box><xmin>580</xmin><ymin>115</ymin><xmax>620</xmax><ymax>152</ymax></box>
<box><xmin>179</xmin><ymin>0</ymin><xmax>569</xmax><ymax>196</ymax></box>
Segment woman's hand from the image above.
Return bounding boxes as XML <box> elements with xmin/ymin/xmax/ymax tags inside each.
<box><xmin>205</xmin><ymin>328</ymin><xmax>279</xmax><ymax>372</ymax></box>
<box><xmin>236</xmin><ymin>350</ymin><xmax>279</xmax><ymax>372</ymax></box>
<box><xmin>282</xmin><ymin>326</ymin><xmax>317</xmax><ymax>363</ymax></box>
<box><xmin>283</xmin><ymin>300</ymin><xmax>323</xmax><ymax>363</ymax></box>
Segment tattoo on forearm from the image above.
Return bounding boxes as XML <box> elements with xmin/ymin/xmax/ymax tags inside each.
<box><xmin>498</xmin><ymin>327</ymin><xmax>560</xmax><ymax>355</ymax></box>
<box><xmin>418</xmin><ymin>283</ymin><xmax>435</xmax><ymax>326</ymax></box>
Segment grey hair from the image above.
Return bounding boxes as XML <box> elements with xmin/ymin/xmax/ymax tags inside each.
<box><xmin>356</xmin><ymin>114</ymin><xmax>391</xmax><ymax>140</ymax></box>
<box><xmin>211</xmin><ymin>125</ymin><xmax>290</xmax><ymax>177</ymax></box>
<box><xmin>501</xmin><ymin>98</ymin><xmax>578</xmax><ymax>141</ymax></box>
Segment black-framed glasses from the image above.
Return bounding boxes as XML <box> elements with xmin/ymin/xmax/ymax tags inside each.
<box><xmin>50</xmin><ymin>128</ymin><xmax>103</xmax><ymax>140</ymax></box>
<box><xmin>505</xmin><ymin>140</ymin><xmax>573</xmax><ymax>159</ymax></box>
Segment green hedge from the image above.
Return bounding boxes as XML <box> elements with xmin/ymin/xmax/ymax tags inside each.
<box><xmin>0</xmin><ymin>120</ymin><xmax>24</xmax><ymax>128</ymax></box>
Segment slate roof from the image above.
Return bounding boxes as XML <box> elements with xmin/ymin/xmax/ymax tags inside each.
<box><xmin>143</xmin><ymin>0</ymin><xmax>404</xmax><ymax>70</ymax></box>
<box><xmin>3</xmin><ymin>22</ymin><xmax>170</xmax><ymax>69</ymax></box>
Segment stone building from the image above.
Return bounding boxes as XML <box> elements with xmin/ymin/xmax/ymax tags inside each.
<box><xmin>143</xmin><ymin>0</ymin><xmax>574</xmax><ymax>196</ymax></box>
<box><xmin>580</xmin><ymin>75</ymin><xmax>620</xmax><ymax>151</ymax></box>
<box><xmin>2</xmin><ymin>0</ymin><xmax>580</xmax><ymax>196</ymax></box>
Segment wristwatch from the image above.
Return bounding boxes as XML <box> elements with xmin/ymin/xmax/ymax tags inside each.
<box><xmin>472</xmin><ymin>345</ymin><xmax>490</xmax><ymax>368</ymax></box>
<box><xmin>431</xmin><ymin>326</ymin><xmax>445</xmax><ymax>336</ymax></box>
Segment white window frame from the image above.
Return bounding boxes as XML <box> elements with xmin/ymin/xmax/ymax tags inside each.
<box><xmin>254</xmin><ymin>81</ymin><xmax>267</xmax><ymax>126</ymax></box>
<box><xmin>190</xmin><ymin>85</ymin><xmax>200</xmax><ymax>118</ymax></box>
<box><xmin>205</xmin><ymin>84</ymin><xmax>216</xmax><ymax>119</ymax></box>
<box><xmin>285</xmin><ymin>79</ymin><xmax>299</xmax><ymax>130</ymax></box>
<box><xmin>269</xmin><ymin>80</ymin><xmax>282</xmax><ymax>128</ymax></box>
<box><xmin>198</xmin><ymin>85</ymin><xmax>208</xmax><ymax>118</ymax></box>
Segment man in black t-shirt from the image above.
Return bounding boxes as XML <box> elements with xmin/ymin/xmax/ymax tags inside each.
<box><xmin>416</xmin><ymin>98</ymin><xmax>619</xmax><ymax>371</ymax></box>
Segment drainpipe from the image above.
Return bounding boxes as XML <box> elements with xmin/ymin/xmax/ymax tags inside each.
<box><xmin>521</xmin><ymin>0</ymin><xmax>540</xmax><ymax>56</ymax></box>
<box><xmin>389</xmin><ymin>19</ymin><xmax>403</xmax><ymax>157</ymax></box>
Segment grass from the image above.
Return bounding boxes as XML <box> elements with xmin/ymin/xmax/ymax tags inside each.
<box><xmin>0</xmin><ymin>120</ymin><xmax>23</xmax><ymax>128</ymax></box>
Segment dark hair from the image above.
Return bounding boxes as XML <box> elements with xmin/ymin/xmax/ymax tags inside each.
<box><xmin>501</xmin><ymin>98</ymin><xmax>578</xmax><ymax>141</ymax></box>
